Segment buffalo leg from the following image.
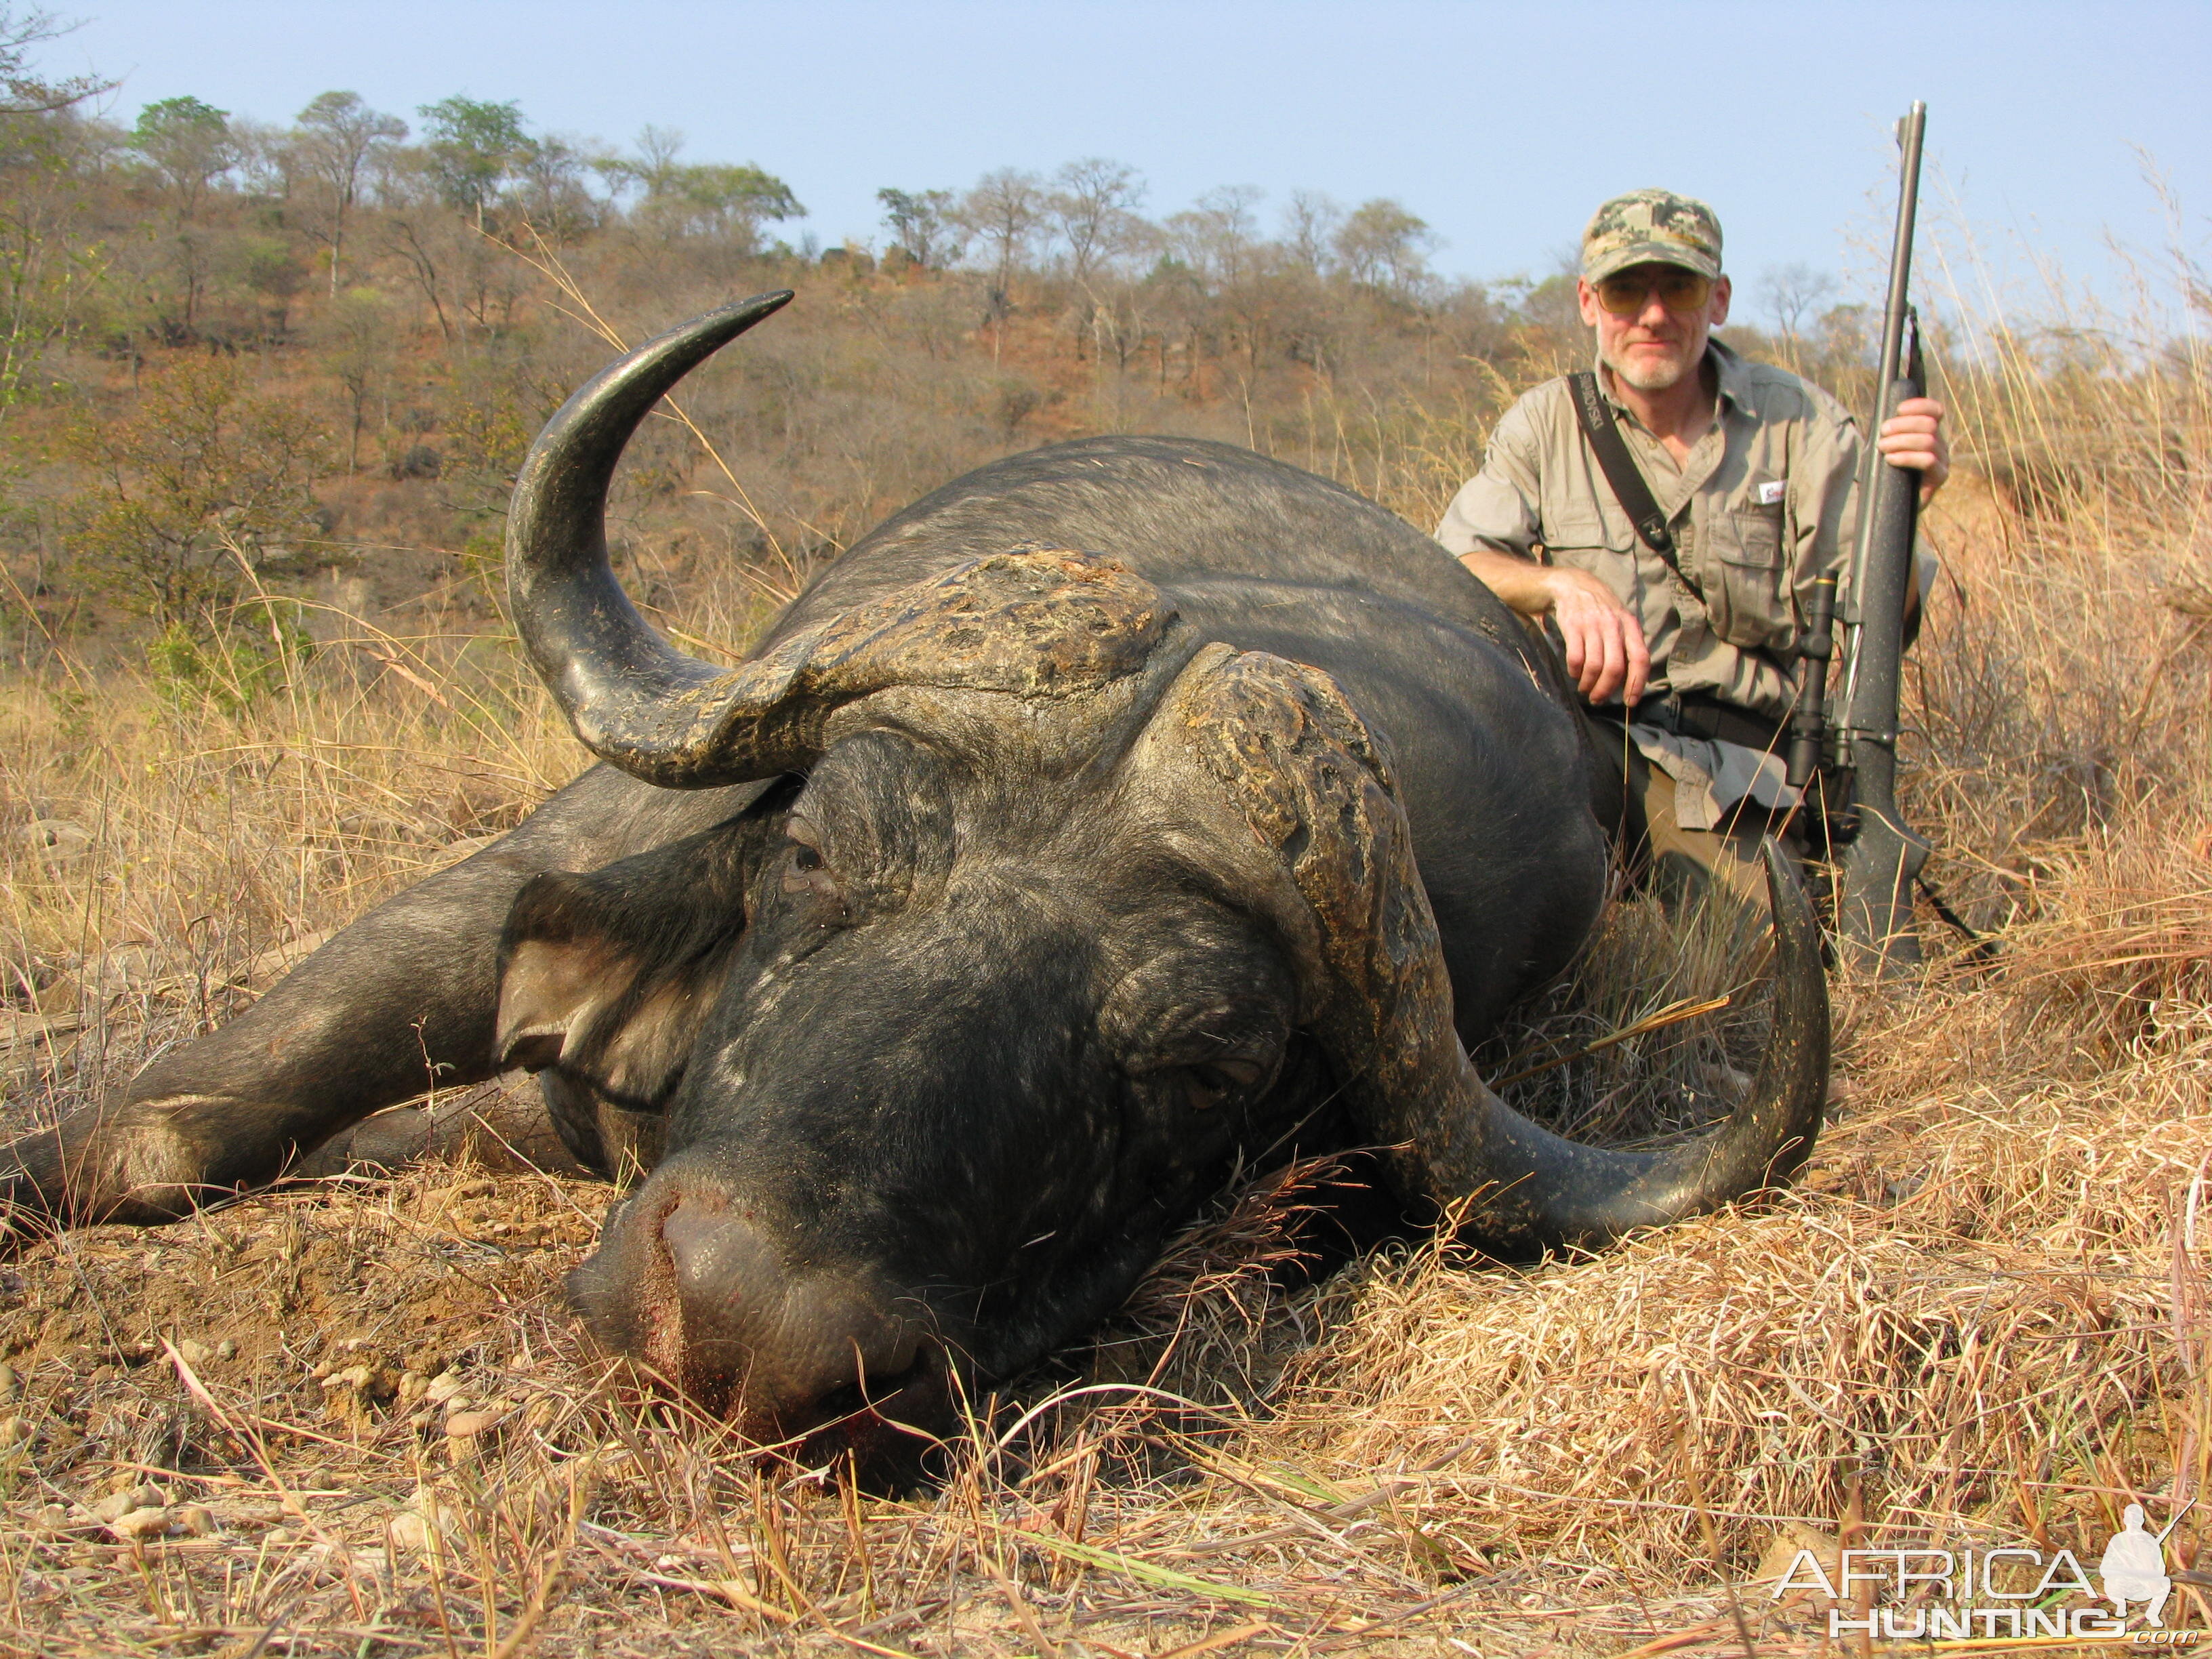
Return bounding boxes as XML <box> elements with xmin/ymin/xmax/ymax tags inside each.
<box><xmin>1</xmin><ymin>766</ymin><xmax>761</xmax><ymax>1230</ymax></box>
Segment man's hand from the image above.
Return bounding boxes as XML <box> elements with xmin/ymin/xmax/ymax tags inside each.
<box><xmin>1877</xmin><ymin>395</ymin><xmax>1949</xmax><ymax>503</ymax></box>
<box><xmin>1547</xmin><ymin>566</ymin><xmax>1650</xmax><ymax>705</ymax></box>
<box><xmin>1455</xmin><ymin>548</ymin><xmax>1650</xmax><ymax>705</ymax></box>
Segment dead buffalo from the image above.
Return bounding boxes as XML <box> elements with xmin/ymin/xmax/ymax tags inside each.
<box><xmin>3</xmin><ymin>293</ymin><xmax>1825</xmax><ymax>1455</ymax></box>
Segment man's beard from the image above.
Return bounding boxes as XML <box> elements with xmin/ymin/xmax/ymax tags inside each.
<box><xmin>1605</xmin><ymin>340</ymin><xmax>1690</xmax><ymax>393</ymax></box>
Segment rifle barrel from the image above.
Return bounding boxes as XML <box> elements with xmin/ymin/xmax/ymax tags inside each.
<box><xmin>1836</xmin><ymin>104</ymin><xmax>1933</xmax><ymax>977</ymax></box>
<box><xmin>1870</xmin><ymin>103</ymin><xmax>1927</xmax><ymax>440</ymax></box>
<box><xmin>1840</xmin><ymin>102</ymin><xmax>1929</xmax><ymax>741</ymax></box>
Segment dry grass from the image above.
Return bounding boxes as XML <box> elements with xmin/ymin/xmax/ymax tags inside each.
<box><xmin>0</xmin><ymin>249</ymin><xmax>2207</xmax><ymax>1656</ymax></box>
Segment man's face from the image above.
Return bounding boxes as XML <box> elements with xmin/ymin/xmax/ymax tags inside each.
<box><xmin>1577</xmin><ymin>262</ymin><xmax>1732</xmax><ymax>394</ymax></box>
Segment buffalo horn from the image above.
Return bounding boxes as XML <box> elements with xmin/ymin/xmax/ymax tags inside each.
<box><xmin>507</xmin><ymin>299</ymin><xmax>1170</xmax><ymax>787</ymax></box>
<box><xmin>1170</xmin><ymin>647</ymin><xmax>1827</xmax><ymax>1252</ymax></box>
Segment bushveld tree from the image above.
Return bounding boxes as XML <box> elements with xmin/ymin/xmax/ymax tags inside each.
<box><xmin>1334</xmin><ymin>198</ymin><xmax>1437</xmax><ymax>299</ymax></box>
<box><xmin>0</xmin><ymin>6</ymin><xmax>111</xmax><ymax>117</ymax></box>
<box><xmin>0</xmin><ymin>110</ymin><xmax>102</xmax><ymax>423</ymax></box>
<box><xmin>1282</xmin><ymin>190</ymin><xmax>1343</xmax><ymax>276</ymax></box>
<box><xmin>380</xmin><ymin>100</ymin><xmax>544</xmax><ymax>341</ymax></box>
<box><xmin>1170</xmin><ymin>186</ymin><xmax>1270</xmax><ymax>368</ymax></box>
<box><xmin>62</xmin><ymin>354</ymin><xmax>330</xmax><ymax>627</ymax></box>
<box><xmin>417</xmin><ymin>96</ymin><xmax>531</xmax><ymax>228</ymax></box>
<box><xmin>292</xmin><ymin>91</ymin><xmax>407</xmax><ymax>294</ymax></box>
<box><xmin>131</xmin><ymin>96</ymin><xmax>237</xmax><ymax>334</ymax></box>
<box><xmin>605</xmin><ymin>129</ymin><xmax>800</xmax><ymax>251</ymax></box>
<box><xmin>1048</xmin><ymin>158</ymin><xmax>1145</xmax><ymax>295</ymax></box>
<box><xmin>878</xmin><ymin>186</ymin><xmax>960</xmax><ymax>268</ymax></box>
<box><xmin>1761</xmin><ymin>262</ymin><xmax>1840</xmax><ymax>346</ymax></box>
<box><xmin>132</xmin><ymin>96</ymin><xmax>234</xmax><ymax>222</ymax></box>
<box><xmin>314</xmin><ymin>285</ymin><xmax>392</xmax><ymax>472</ymax></box>
<box><xmin>510</xmin><ymin>131</ymin><xmax>598</xmax><ymax>242</ymax></box>
<box><xmin>960</xmin><ymin>168</ymin><xmax>1044</xmax><ymax>339</ymax></box>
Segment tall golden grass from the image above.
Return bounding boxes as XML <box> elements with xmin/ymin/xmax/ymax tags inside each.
<box><xmin>0</xmin><ymin>234</ymin><xmax>2205</xmax><ymax>1656</ymax></box>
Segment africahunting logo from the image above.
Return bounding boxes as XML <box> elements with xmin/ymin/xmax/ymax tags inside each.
<box><xmin>1770</xmin><ymin>1504</ymin><xmax>2203</xmax><ymax>1643</ymax></box>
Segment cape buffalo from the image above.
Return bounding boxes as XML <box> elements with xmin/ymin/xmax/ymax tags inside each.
<box><xmin>3</xmin><ymin>293</ymin><xmax>1825</xmax><ymax>1454</ymax></box>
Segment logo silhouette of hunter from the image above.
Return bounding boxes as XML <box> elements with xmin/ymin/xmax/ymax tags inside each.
<box><xmin>2101</xmin><ymin>1504</ymin><xmax>2172</xmax><ymax>1625</ymax></box>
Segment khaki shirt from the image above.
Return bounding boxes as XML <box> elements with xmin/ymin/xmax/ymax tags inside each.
<box><xmin>1434</xmin><ymin>340</ymin><xmax>1864</xmax><ymax>722</ymax></box>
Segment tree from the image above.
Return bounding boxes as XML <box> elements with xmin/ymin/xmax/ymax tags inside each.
<box><xmin>417</xmin><ymin>96</ymin><xmax>531</xmax><ymax>227</ymax></box>
<box><xmin>131</xmin><ymin>96</ymin><xmax>237</xmax><ymax>334</ymax></box>
<box><xmin>293</xmin><ymin>91</ymin><xmax>406</xmax><ymax>294</ymax></box>
<box><xmin>1333</xmin><ymin>198</ymin><xmax>1435</xmax><ymax>298</ymax></box>
<box><xmin>1760</xmin><ymin>262</ymin><xmax>1839</xmax><ymax>343</ymax></box>
<box><xmin>596</xmin><ymin>123</ymin><xmax>684</xmax><ymax>200</ymax></box>
<box><xmin>958</xmin><ymin>168</ymin><xmax>1044</xmax><ymax>343</ymax></box>
<box><xmin>1168</xmin><ymin>184</ymin><xmax>1263</xmax><ymax>285</ymax></box>
<box><xmin>601</xmin><ymin>127</ymin><xmax>799</xmax><ymax>251</ymax></box>
<box><xmin>0</xmin><ymin>111</ymin><xmax>104</xmax><ymax>426</ymax></box>
<box><xmin>61</xmin><ymin>354</ymin><xmax>331</xmax><ymax>628</ymax></box>
<box><xmin>1282</xmin><ymin>190</ymin><xmax>1342</xmax><ymax>276</ymax></box>
<box><xmin>133</xmin><ymin>96</ymin><xmax>235</xmax><ymax>222</ymax></box>
<box><xmin>512</xmin><ymin>131</ymin><xmax>599</xmax><ymax>243</ymax></box>
<box><xmin>1048</xmin><ymin>158</ymin><xmax>1145</xmax><ymax>293</ymax></box>
<box><xmin>0</xmin><ymin>7</ymin><xmax>112</xmax><ymax>117</ymax></box>
<box><xmin>877</xmin><ymin>186</ymin><xmax>959</xmax><ymax>268</ymax></box>
<box><xmin>313</xmin><ymin>285</ymin><xmax>392</xmax><ymax>472</ymax></box>
<box><xmin>1167</xmin><ymin>186</ymin><xmax>1269</xmax><ymax>371</ymax></box>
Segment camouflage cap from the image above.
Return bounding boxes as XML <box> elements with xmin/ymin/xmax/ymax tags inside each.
<box><xmin>1580</xmin><ymin>189</ymin><xmax>1723</xmax><ymax>283</ymax></box>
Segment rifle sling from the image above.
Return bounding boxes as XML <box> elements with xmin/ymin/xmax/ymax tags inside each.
<box><xmin>1568</xmin><ymin>369</ymin><xmax>1687</xmax><ymax>583</ymax></box>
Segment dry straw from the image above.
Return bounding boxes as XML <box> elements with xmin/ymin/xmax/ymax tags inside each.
<box><xmin>0</xmin><ymin>226</ymin><xmax>2206</xmax><ymax>1654</ymax></box>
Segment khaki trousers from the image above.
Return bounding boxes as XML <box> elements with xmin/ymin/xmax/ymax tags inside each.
<box><xmin>1580</xmin><ymin>712</ymin><xmax>1802</xmax><ymax>917</ymax></box>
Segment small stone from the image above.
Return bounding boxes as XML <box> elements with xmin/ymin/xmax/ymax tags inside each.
<box><xmin>0</xmin><ymin>1363</ymin><xmax>19</xmax><ymax>1401</ymax></box>
<box><xmin>88</xmin><ymin>1490</ymin><xmax>139</xmax><ymax>1523</ymax></box>
<box><xmin>396</xmin><ymin>1371</ymin><xmax>428</xmax><ymax>1406</ymax></box>
<box><xmin>424</xmin><ymin>1370</ymin><xmax>468</xmax><ymax>1405</ymax></box>
<box><xmin>444</xmin><ymin>1409</ymin><xmax>499</xmax><ymax>1439</ymax></box>
<box><xmin>33</xmin><ymin>1502</ymin><xmax>71</xmax><ymax>1535</ymax></box>
<box><xmin>388</xmin><ymin>1511</ymin><xmax>431</xmax><ymax>1550</ymax></box>
<box><xmin>408</xmin><ymin>1408</ymin><xmax>436</xmax><ymax>1432</ymax></box>
<box><xmin>173</xmin><ymin>1338</ymin><xmax>211</xmax><ymax>1368</ymax></box>
<box><xmin>110</xmin><ymin>1506</ymin><xmax>169</xmax><ymax>1541</ymax></box>
<box><xmin>215</xmin><ymin>1339</ymin><xmax>238</xmax><ymax>1361</ymax></box>
<box><xmin>174</xmin><ymin>1504</ymin><xmax>217</xmax><ymax>1537</ymax></box>
<box><xmin>0</xmin><ymin>1414</ymin><xmax>28</xmax><ymax>1446</ymax></box>
<box><xmin>265</xmin><ymin>1525</ymin><xmax>298</xmax><ymax>1547</ymax></box>
<box><xmin>320</xmin><ymin>1364</ymin><xmax>374</xmax><ymax>1392</ymax></box>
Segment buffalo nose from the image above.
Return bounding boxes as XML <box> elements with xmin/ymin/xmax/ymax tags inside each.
<box><xmin>642</xmin><ymin>1193</ymin><xmax>926</xmax><ymax>1433</ymax></box>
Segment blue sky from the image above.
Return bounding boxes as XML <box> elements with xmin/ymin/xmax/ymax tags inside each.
<box><xmin>52</xmin><ymin>0</ymin><xmax>2212</xmax><ymax>327</ymax></box>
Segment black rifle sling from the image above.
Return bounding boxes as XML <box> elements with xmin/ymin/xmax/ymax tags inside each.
<box><xmin>1567</xmin><ymin>369</ymin><xmax>1688</xmax><ymax>586</ymax></box>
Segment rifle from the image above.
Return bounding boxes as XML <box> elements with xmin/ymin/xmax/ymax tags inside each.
<box><xmin>1827</xmin><ymin>102</ymin><xmax>1933</xmax><ymax>975</ymax></box>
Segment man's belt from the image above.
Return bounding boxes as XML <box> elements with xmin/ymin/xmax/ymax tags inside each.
<box><xmin>1589</xmin><ymin>692</ymin><xmax>1784</xmax><ymax>752</ymax></box>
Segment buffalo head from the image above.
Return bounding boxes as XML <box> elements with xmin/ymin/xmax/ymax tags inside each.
<box><xmin>493</xmin><ymin>295</ymin><xmax>1826</xmax><ymax>1459</ymax></box>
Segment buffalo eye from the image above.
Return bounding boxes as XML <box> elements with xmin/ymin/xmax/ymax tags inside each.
<box><xmin>1177</xmin><ymin>1055</ymin><xmax>1267</xmax><ymax>1111</ymax></box>
<box><xmin>780</xmin><ymin>824</ymin><xmax>844</xmax><ymax>908</ymax></box>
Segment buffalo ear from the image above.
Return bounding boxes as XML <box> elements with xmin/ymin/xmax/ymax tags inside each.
<box><xmin>495</xmin><ymin>813</ymin><xmax>764</xmax><ymax>1111</ymax></box>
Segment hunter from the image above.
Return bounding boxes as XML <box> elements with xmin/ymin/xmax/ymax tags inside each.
<box><xmin>1438</xmin><ymin>188</ymin><xmax>1948</xmax><ymax>909</ymax></box>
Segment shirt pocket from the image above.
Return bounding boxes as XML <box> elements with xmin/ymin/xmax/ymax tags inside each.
<box><xmin>1540</xmin><ymin>506</ymin><xmax>1634</xmax><ymax>560</ymax></box>
<box><xmin>1706</xmin><ymin>505</ymin><xmax>1792</xmax><ymax>648</ymax></box>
